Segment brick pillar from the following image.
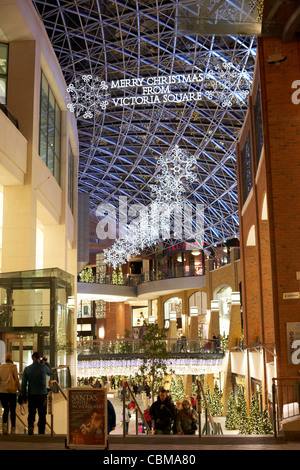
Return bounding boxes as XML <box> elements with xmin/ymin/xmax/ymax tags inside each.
<box><xmin>223</xmin><ymin>295</ymin><xmax>242</xmax><ymax>414</ymax></box>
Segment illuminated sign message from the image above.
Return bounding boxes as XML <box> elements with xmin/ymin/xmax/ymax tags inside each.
<box><xmin>110</xmin><ymin>73</ymin><xmax>204</xmax><ymax>106</ymax></box>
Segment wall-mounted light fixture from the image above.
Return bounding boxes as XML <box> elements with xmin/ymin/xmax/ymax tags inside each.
<box><xmin>98</xmin><ymin>327</ymin><xmax>105</xmax><ymax>339</ymax></box>
<box><xmin>190</xmin><ymin>306</ymin><xmax>198</xmax><ymax>316</ymax></box>
<box><xmin>210</xmin><ymin>300</ymin><xmax>219</xmax><ymax>311</ymax></box>
<box><xmin>231</xmin><ymin>292</ymin><xmax>241</xmax><ymax>304</ymax></box>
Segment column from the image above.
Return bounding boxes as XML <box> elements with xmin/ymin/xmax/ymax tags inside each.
<box><xmin>189</xmin><ymin>306</ymin><xmax>198</xmax><ymax>352</ymax></box>
<box><xmin>168</xmin><ymin>311</ymin><xmax>177</xmax><ymax>352</ymax></box>
<box><xmin>223</xmin><ymin>292</ymin><xmax>242</xmax><ymax>414</ymax></box>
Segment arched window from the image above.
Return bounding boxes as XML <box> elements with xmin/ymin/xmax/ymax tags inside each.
<box><xmin>246</xmin><ymin>225</ymin><xmax>256</xmax><ymax>246</ymax></box>
<box><xmin>214</xmin><ymin>285</ymin><xmax>232</xmax><ymax>337</ymax></box>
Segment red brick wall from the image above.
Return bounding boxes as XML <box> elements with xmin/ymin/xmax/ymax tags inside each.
<box><xmin>258</xmin><ymin>37</ymin><xmax>300</xmax><ymax>377</ymax></box>
<box><xmin>238</xmin><ymin>37</ymin><xmax>300</xmax><ymax>380</ymax></box>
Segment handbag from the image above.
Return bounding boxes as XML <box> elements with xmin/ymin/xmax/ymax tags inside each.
<box><xmin>17</xmin><ymin>393</ymin><xmax>26</xmax><ymax>415</ymax></box>
<box><xmin>17</xmin><ymin>393</ymin><xmax>24</xmax><ymax>405</ymax></box>
<box><xmin>191</xmin><ymin>420</ymin><xmax>198</xmax><ymax>431</ymax></box>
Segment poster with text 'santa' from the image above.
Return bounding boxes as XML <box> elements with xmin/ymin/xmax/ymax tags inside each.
<box><xmin>67</xmin><ymin>387</ymin><xmax>107</xmax><ymax>448</ymax></box>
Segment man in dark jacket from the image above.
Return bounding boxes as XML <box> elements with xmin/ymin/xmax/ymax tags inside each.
<box><xmin>21</xmin><ymin>352</ymin><xmax>53</xmax><ymax>435</ymax></box>
<box><xmin>107</xmin><ymin>399</ymin><xmax>116</xmax><ymax>434</ymax></box>
<box><xmin>149</xmin><ymin>388</ymin><xmax>176</xmax><ymax>434</ymax></box>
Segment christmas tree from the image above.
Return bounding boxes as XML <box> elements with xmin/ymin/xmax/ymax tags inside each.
<box><xmin>236</xmin><ymin>386</ymin><xmax>249</xmax><ymax>434</ymax></box>
<box><xmin>211</xmin><ymin>381</ymin><xmax>223</xmax><ymax>416</ymax></box>
<box><xmin>117</xmin><ymin>267</ymin><xmax>124</xmax><ymax>285</ymax></box>
<box><xmin>225</xmin><ymin>390</ymin><xmax>238</xmax><ymax>430</ymax></box>
<box><xmin>202</xmin><ymin>384</ymin><xmax>213</xmax><ymax>413</ymax></box>
<box><xmin>86</xmin><ymin>265</ymin><xmax>94</xmax><ymax>282</ymax></box>
<box><xmin>192</xmin><ymin>380</ymin><xmax>198</xmax><ymax>397</ymax></box>
<box><xmin>248</xmin><ymin>394</ymin><xmax>262</xmax><ymax>434</ymax></box>
<box><xmin>79</xmin><ymin>267</ymin><xmax>87</xmax><ymax>282</ymax></box>
<box><xmin>260</xmin><ymin>407</ymin><xmax>273</xmax><ymax>435</ymax></box>
<box><xmin>176</xmin><ymin>376</ymin><xmax>185</xmax><ymax>401</ymax></box>
<box><xmin>170</xmin><ymin>377</ymin><xmax>177</xmax><ymax>402</ymax></box>
<box><xmin>80</xmin><ymin>265</ymin><xmax>94</xmax><ymax>282</ymax></box>
<box><xmin>111</xmin><ymin>269</ymin><xmax>118</xmax><ymax>284</ymax></box>
<box><xmin>169</xmin><ymin>376</ymin><xmax>185</xmax><ymax>402</ymax></box>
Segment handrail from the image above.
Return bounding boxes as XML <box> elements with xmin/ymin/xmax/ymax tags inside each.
<box><xmin>122</xmin><ymin>381</ymin><xmax>151</xmax><ymax>436</ymax></box>
<box><xmin>196</xmin><ymin>378</ymin><xmax>216</xmax><ymax>437</ymax></box>
<box><xmin>47</xmin><ymin>380</ymin><xmax>68</xmax><ymax>437</ymax></box>
<box><xmin>77</xmin><ymin>338</ymin><xmax>225</xmax><ymax>357</ymax></box>
<box><xmin>272</xmin><ymin>376</ymin><xmax>300</xmax><ymax>438</ymax></box>
<box><xmin>49</xmin><ymin>380</ymin><xmax>67</xmax><ymax>400</ymax></box>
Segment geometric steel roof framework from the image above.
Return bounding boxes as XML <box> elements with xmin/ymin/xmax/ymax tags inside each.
<box><xmin>32</xmin><ymin>0</ymin><xmax>257</xmax><ymax>254</ymax></box>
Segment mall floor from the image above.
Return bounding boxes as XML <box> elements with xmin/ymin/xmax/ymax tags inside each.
<box><xmin>0</xmin><ymin>394</ymin><xmax>299</xmax><ymax>452</ymax></box>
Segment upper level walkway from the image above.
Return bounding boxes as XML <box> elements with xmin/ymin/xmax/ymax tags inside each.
<box><xmin>77</xmin><ymin>338</ymin><xmax>224</xmax><ymax>359</ymax></box>
<box><xmin>78</xmin><ymin>272</ymin><xmax>206</xmax><ymax>301</ymax></box>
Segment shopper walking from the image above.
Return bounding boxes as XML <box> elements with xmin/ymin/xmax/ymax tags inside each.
<box><xmin>191</xmin><ymin>394</ymin><xmax>197</xmax><ymax>410</ymax></box>
<box><xmin>120</xmin><ymin>402</ymin><xmax>131</xmax><ymax>433</ymax></box>
<box><xmin>21</xmin><ymin>352</ymin><xmax>53</xmax><ymax>435</ymax></box>
<box><xmin>172</xmin><ymin>399</ymin><xmax>182</xmax><ymax>435</ymax></box>
<box><xmin>0</xmin><ymin>353</ymin><xmax>21</xmax><ymax>434</ymax></box>
<box><xmin>176</xmin><ymin>398</ymin><xmax>198</xmax><ymax>435</ymax></box>
<box><xmin>149</xmin><ymin>387</ymin><xmax>176</xmax><ymax>435</ymax></box>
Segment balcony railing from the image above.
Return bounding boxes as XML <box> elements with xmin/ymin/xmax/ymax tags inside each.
<box><xmin>272</xmin><ymin>377</ymin><xmax>300</xmax><ymax>437</ymax></box>
<box><xmin>77</xmin><ymin>338</ymin><xmax>225</xmax><ymax>359</ymax></box>
<box><xmin>78</xmin><ymin>269</ymin><xmax>204</xmax><ymax>287</ymax></box>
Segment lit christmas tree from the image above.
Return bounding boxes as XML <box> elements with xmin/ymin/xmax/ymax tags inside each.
<box><xmin>211</xmin><ymin>381</ymin><xmax>223</xmax><ymax>416</ymax></box>
<box><xmin>117</xmin><ymin>267</ymin><xmax>124</xmax><ymax>285</ymax></box>
<box><xmin>260</xmin><ymin>407</ymin><xmax>273</xmax><ymax>435</ymax></box>
<box><xmin>237</xmin><ymin>386</ymin><xmax>249</xmax><ymax>434</ymax></box>
<box><xmin>80</xmin><ymin>265</ymin><xmax>94</xmax><ymax>282</ymax></box>
<box><xmin>248</xmin><ymin>394</ymin><xmax>262</xmax><ymax>434</ymax></box>
<box><xmin>170</xmin><ymin>377</ymin><xmax>177</xmax><ymax>401</ymax></box>
<box><xmin>111</xmin><ymin>269</ymin><xmax>118</xmax><ymax>284</ymax></box>
<box><xmin>225</xmin><ymin>390</ymin><xmax>238</xmax><ymax>430</ymax></box>
<box><xmin>86</xmin><ymin>265</ymin><xmax>94</xmax><ymax>282</ymax></box>
<box><xmin>176</xmin><ymin>376</ymin><xmax>185</xmax><ymax>401</ymax></box>
<box><xmin>79</xmin><ymin>267</ymin><xmax>87</xmax><ymax>282</ymax></box>
<box><xmin>169</xmin><ymin>376</ymin><xmax>185</xmax><ymax>402</ymax></box>
<box><xmin>192</xmin><ymin>380</ymin><xmax>198</xmax><ymax>396</ymax></box>
<box><xmin>202</xmin><ymin>384</ymin><xmax>213</xmax><ymax>413</ymax></box>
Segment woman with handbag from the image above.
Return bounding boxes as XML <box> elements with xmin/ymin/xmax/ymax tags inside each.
<box><xmin>175</xmin><ymin>398</ymin><xmax>198</xmax><ymax>435</ymax></box>
<box><xmin>0</xmin><ymin>353</ymin><xmax>21</xmax><ymax>434</ymax></box>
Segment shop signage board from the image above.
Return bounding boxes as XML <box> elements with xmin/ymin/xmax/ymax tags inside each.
<box><xmin>283</xmin><ymin>292</ymin><xmax>300</xmax><ymax>299</ymax></box>
<box><xmin>286</xmin><ymin>322</ymin><xmax>300</xmax><ymax>364</ymax></box>
<box><xmin>67</xmin><ymin>387</ymin><xmax>107</xmax><ymax>448</ymax></box>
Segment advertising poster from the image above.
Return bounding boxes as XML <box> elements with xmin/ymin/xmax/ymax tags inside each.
<box><xmin>286</xmin><ymin>322</ymin><xmax>300</xmax><ymax>364</ymax></box>
<box><xmin>67</xmin><ymin>387</ymin><xmax>107</xmax><ymax>448</ymax></box>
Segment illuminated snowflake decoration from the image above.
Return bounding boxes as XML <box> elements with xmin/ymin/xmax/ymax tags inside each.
<box><xmin>67</xmin><ymin>74</ymin><xmax>110</xmax><ymax>119</ymax></box>
<box><xmin>103</xmin><ymin>145</ymin><xmax>198</xmax><ymax>269</ymax></box>
<box><xmin>204</xmin><ymin>62</ymin><xmax>252</xmax><ymax>108</ymax></box>
<box><xmin>151</xmin><ymin>144</ymin><xmax>198</xmax><ymax>205</ymax></box>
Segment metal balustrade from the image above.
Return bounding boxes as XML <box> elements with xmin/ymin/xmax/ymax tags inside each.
<box><xmin>77</xmin><ymin>338</ymin><xmax>225</xmax><ymax>359</ymax></box>
<box><xmin>272</xmin><ymin>377</ymin><xmax>300</xmax><ymax>437</ymax></box>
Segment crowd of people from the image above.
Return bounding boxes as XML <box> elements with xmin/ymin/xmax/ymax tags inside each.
<box><xmin>0</xmin><ymin>352</ymin><xmax>53</xmax><ymax>435</ymax></box>
<box><xmin>78</xmin><ymin>376</ymin><xmax>199</xmax><ymax>436</ymax></box>
<box><xmin>0</xmin><ymin>357</ymin><xmax>198</xmax><ymax>436</ymax></box>
<box><xmin>148</xmin><ymin>388</ymin><xmax>198</xmax><ymax>435</ymax></box>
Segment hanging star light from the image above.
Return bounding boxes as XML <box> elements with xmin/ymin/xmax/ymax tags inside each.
<box><xmin>151</xmin><ymin>144</ymin><xmax>198</xmax><ymax>205</ymax></box>
<box><xmin>204</xmin><ymin>61</ymin><xmax>252</xmax><ymax>108</ymax></box>
<box><xmin>103</xmin><ymin>145</ymin><xmax>198</xmax><ymax>269</ymax></box>
<box><xmin>66</xmin><ymin>74</ymin><xmax>110</xmax><ymax>118</ymax></box>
